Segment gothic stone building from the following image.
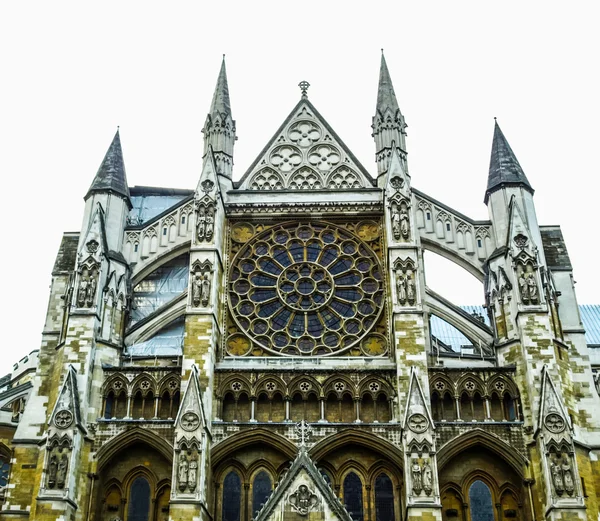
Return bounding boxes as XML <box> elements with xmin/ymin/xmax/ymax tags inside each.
<box><xmin>1</xmin><ymin>55</ymin><xmax>599</xmax><ymax>521</ymax></box>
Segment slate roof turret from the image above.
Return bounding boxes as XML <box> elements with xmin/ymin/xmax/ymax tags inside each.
<box><xmin>86</xmin><ymin>129</ymin><xmax>130</xmax><ymax>203</ymax></box>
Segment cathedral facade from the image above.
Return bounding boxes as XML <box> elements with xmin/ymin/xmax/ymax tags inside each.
<box><xmin>1</xmin><ymin>55</ymin><xmax>599</xmax><ymax>521</ymax></box>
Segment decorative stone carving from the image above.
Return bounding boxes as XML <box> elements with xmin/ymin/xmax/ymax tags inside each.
<box><xmin>249</xmin><ymin>169</ymin><xmax>285</xmax><ymax>190</ymax></box>
<box><xmin>86</xmin><ymin>239</ymin><xmax>99</xmax><ymax>253</ymax></box>
<box><xmin>518</xmin><ymin>265</ymin><xmax>539</xmax><ymax>305</ymax></box>
<box><xmin>54</xmin><ymin>409</ymin><xmax>73</xmax><ymax>429</ymax></box>
<box><xmin>47</xmin><ymin>454</ymin><xmax>58</xmax><ymax>488</ymax></box>
<box><xmin>290</xmin><ymin>167</ymin><xmax>323</xmax><ymax>190</ymax></box>
<box><xmin>390</xmin><ymin>176</ymin><xmax>404</xmax><ymax>191</ymax></box>
<box><xmin>391</xmin><ymin>200</ymin><xmax>410</xmax><ymax>241</ymax></box>
<box><xmin>289</xmin><ymin>121</ymin><xmax>321</xmax><ymax>148</ymax></box>
<box><xmin>308</xmin><ymin>144</ymin><xmax>340</xmax><ymax>172</ymax></box>
<box><xmin>196</xmin><ymin>201</ymin><xmax>216</xmax><ymax>243</ymax></box>
<box><xmin>562</xmin><ymin>456</ymin><xmax>574</xmax><ymax>496</ymax></box>
<box><xmin>411</xmin><ymin>459</ymin><xmax>422</xmax><ymax>495</ymax></box>
<box><xmin>187</xmin><ymin>453</ymin><xmax>198</xmax><ymax>492</ymax></box>
<box><xmin>422</xmin><ymin>459</ymin><xmax>433</xmax><ymax>496</ymax></box>
<box><xmin>180</xmin><ymin>412</ymin><xmax>200</xmax><ymax>432</ymax></box>
<box><xmin>271</xmin><ymin>145</ymin><xmax>302</xmax><ymax>173</ymax></box>
<box><xmin>395</xmin><ymin>263</ymin><xmax>416</xmax><ymax>306</ymax></box>
<box><xmin>178</xmin><ymin>453</ymin><xmax>189</xmax><ymax>491</ymax></box>
<box><xmin>407</xmin><ymin>413</ymin><xmax>428</xmax><ymax>433</ymax></box>
<box><xmin>289</xmin><ymin>484</ymin><xmax>319</xmax><ymax>515</ymax></box>
<box><xmin>544</xmin><ymin>413</ymin><xmax>565</xmax><ymax>433</ymax></box>
<box><xmin>191</xmin><ymin>261</ymin><xmax>212</xmax><ymax>308</ymax></box>
<box><xmin>327</xmin><ymin>166</ymin><xmax>362</xmax><ymax>189</ymax></box>
<box><xmin>57</xmin><ymin>452</ymin><xmax>68</xmax><ymax>489</ymax></box>
<box><xmin>77</xmin><ymin>266</ymin><xmax>98</xmax><ymax>308</ymax></box>
<box><xmin>551</xmin><ymin>458</ymin><xmax>564</xmax><ymax>495</ymax></box>
<box><xmin>231</xmin><ymin>222</ymin><xmax>255</xmax><ymax>243</ymax></box>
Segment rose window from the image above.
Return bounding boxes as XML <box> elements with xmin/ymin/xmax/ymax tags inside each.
<box><xmin>227</xmin><ymin>221</ymin><xmax>385</xmax><ymax>356</ymax></box>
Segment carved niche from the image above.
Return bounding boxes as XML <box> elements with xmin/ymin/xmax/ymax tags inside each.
<box><xmin>390</xmin><ymin>199</ymin><xmax>410</xmax><ymax>242</ymax></box>
<box><xmin>45</xmin><ymin>435</ymin><xmax>71</xmax><ymax>491</ymax></box>
<box><xmin>177</xmin><ymin>441</ymin><xmax>201</xmax><ymax>494</ymax></box>
<box><xmin>196</xmin><ymin>198</ymin><xmax>216</xmax><ymax>243</ymax></box>
<box><xmin>394</xmin><ymin>258</ymin><xmax>417</xmax><ymax>306</ymax></box>
<box><xmin>76</xmin><ymin>262</ymin><xmax>99</xmax><ymax>309</ymax></box>
<box><xmin>191</xmin><ymin>260</ymin><xmax>213</xmax><ymax>308</ymax></box>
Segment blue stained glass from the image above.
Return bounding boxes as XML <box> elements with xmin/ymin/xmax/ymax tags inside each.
<box><xmin>223</xmin><ymin>472</ymin><xmax>242</xmax><ymax>521</ymax></box>
<box><xmin>307</xmin><ymin>242</ymin><xmax>322</xmax><ymax>261</ymax></box>
<box><xmin>375</xmin><ymin>474</ymin><xmax>395</xmax><ymax>521</ymax></box>
<box><xmin>128</xmin><ymin>477</ymin><xmax>151</xmax><ymax>521</ymax></box>
<box><xmin>469</xmin><ymin>480</ymin><xmax>494</xmax><ymax>521</ymax></box>
<box><xmin>344</xmin><ymin>472</ymin><xmax>364</xmax><ymax>521</ymax></box>
<box><xmin>252</xmin><ymin>471</ymin><xmax>272</xmax><ymax>517</ymax></box>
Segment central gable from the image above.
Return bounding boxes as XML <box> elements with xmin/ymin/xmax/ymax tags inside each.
<box><xmin>237</xmin><ymin>99</ymin><xmax>375</xmax><ymax>191</ymax></box>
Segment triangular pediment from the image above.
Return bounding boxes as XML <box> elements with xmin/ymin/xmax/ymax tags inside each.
<box><xmin>254</xmin><ymin>448</ymin><xmax>352</xmax><ymax>521</ymax></box>
<box><xmin>175</xmin><ymin>365</ymin><xmax>208</xmax><ymax>433</ymax></box>
<box><xmin>237</xmin><ymin>99</ymin><xmax>375</xmax><ymax>191</ymax></box>
<box><xmin>402</xmin><ymin>368</ymin><xmax>435</xmax><ymax>431</ymax></box>
<box><xmin>49</xmin><ymin>365</ymin><xmax>83</xmax><ymax>432</ymax></box>
<box><xmin>537</xmin><ymin>365</ymin><xmax>571</xmax><ymax>435</ymax></box>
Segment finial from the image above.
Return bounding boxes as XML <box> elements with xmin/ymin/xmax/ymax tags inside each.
<box><xmin>381</xmin><ymin>48</ymin><xmax>384</xmax><ymax>54</ymax></box>
<box><xmin>494</xmin><ymin>117</ymin><xmax>497</xmax><ymax>121</ymax></box>
<box><xmin>295</xmin><ymin>420</ymin><xmax>312</xmax><ymax>449</ymax></box>
<box><xmin>298</xmin><ymin>80</ymin><xmax>310</xmax><ymax>99</ymax></box>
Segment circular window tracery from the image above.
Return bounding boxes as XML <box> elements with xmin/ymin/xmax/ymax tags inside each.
<box><xmin>227</xmin><ymin>221</ymin><xmax>385</xmax><ymax>356</ymax></box>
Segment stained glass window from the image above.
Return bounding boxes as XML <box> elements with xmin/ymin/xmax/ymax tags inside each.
<box><xmin>252</xmin><ymin>471</ymin><xmax>272</xmax><ymax>517</ymax></box>
<box><xmin>227</xmin><ymin>222</ymin><xmax>386</xmax><ymax>357</ymax></box>
<box><xmin>223</xmin><ymin>471</ymin><xmax>242</xmax><ymax>521</ymax></box>
<box><xmin>375</xmin><ymin>473</ymin><xmax>395</xmax><ymax>521</ymax></box>
<box><xmin>469</xmin><ymin>480</ymin><xmax>494</xmax><ymax>521</ymax></box>
<box><xmin>343</xmin><ymin>472</ymin><xmax>364</xmax><ymax>521</ymax></box>
<box><xmin>128</xmin><ymin>476</ymin><xmax>151</xmax><ymax>521</ymax></box>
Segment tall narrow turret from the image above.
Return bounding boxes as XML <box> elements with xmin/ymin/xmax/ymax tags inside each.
<box><xmin>372</xmin><ymin>52</ymin><xmax>407</xmax><ymax>181</ymax></box>
<box><xmin>202</xmin><ymin>56</ymin><xmax>236</xmax><ymax>179</ymax></box>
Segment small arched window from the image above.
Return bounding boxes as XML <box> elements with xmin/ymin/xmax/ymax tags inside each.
<box><xmin>223</xmin><ymin>471</ymin><xmax>242</xmax><ymax>521</ymax></box>
<box><xmin>343</xmin><ymin>472</ymin><xmax>364</xmax><ymax>521</ymax></box>
<box><xmin>252</xmin><ymin>471</ymin><xmax>272</xmax><ymax>517</ymax></box>
<box><xmin>469</xmin><ymin>480</ymin><xmax>494</xmax><ymax>521</ymax></box>
<box><xmin>128</xmin><ymin>476</ymin><xmax>151</xmax><ymax>521</ymax></box>
<box><xmin>375</xmin><ymin>473</ymin><xmax>395</xmax><ymax>521</ymax></box>
<box><xmin>104</xmin><ymin>392</ymin><xmax>114</xmax><ymax>419</ymax></box>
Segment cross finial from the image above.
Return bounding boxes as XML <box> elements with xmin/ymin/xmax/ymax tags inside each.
<box><xmin>295</xmin><ymin>420</ymin><xmax>312</xmax><ymax>448</ymax></box>
<box><xmin>298</xmin><ymin>80</ymin><xmax>310</xmax><ymax>99</ymax></box>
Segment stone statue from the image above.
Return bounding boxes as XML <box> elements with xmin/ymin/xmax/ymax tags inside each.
<box><xmin>85</xmin><ymin>275</ymin><xmax>97</xmax><ymax>307</ymax></box>
<box><xmin>197</xmin><ymin>207</ymin><xmax>206</xmax><ymax>241</ymax></box>
<box><xmin>562</xmin><ymin>457</ymin><xmax>574</xmax><ymax>495</ymax></box>
<box><xmin>411</xmin><ymin>459</ymin><xmax>422</xmax><ymax>494</ymax></box>
<box><xmin>518</xmin><ymin>272</ymin><xmax>528</xmax><ymax>304</ymax></box>
<box><xmin>188</xmin><ymin>455</ymin><xmax>198</xmax><ymax>492</ymax></box>
<box><xmin>400</xmin><ymin>206</ymin><xmax>410</xmax><ymax>240</ymax></box>
<box><xmin>391</xmin><ymin>204</ymin><xmax>401</xmax><ymax>240</ymax></box>
<box><xmin>422</xmin><ymin>459</ymin><xmax>433</xmax><ymax>495</ymax></box>
<box><xmin>77</xmin><ymin>278</ymin><xmax>88</xmax><ymax>308</ymax></box>
<box><xmin>192</xmin><ymin>274</ymin><xmax>202</xmax><ymax>307</ymax></box>
<box><xmin>205</xmin><ymin>210</ymin><xmax>215</xmax><ymax>241</ymax></box>
<box><xmin>527</xmin><ymin>270</ymin><xmax>539</xmax><ymax>303</ymax></box>
<box><xmin>406</xmin><ymin>271</ymin><xmax>415</xmax><ymax>304</ymax></box>
<box><xmin>200</xmin><ymin>274</ymin><xmax>211</xmax><ymax>307</ymax></box>
<box><xmin>396</xmin><ymin>272</ymin><xmax>406</xmax><ymax>304</ymax></box>
<box><xmin>57</xmin><ymin>452</ymin><xmax>68</xmax><ymax>489</ymax></box>
<box><xmin>47</xmin><ymin>454</ymin><xmax>58</xmax><ymax>488</ymax></box>
<box><xmin>178</xmin><ymin>454</ymin><xmax>189</xmax><ymax>491</ymax></box>
<box><xmin>551</xmin><ymin>460</ymin><xmax>564</xmax><ymax>495</ymax></box>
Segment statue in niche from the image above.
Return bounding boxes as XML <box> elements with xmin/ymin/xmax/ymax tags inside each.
<box><xmin>562</xmin><ymin>457</ymin><xmax>574</xmax><ymax>496</ymax></box>
<box><xmin>411</xmin><ymin>459</ymin><xmax>422</xmax><ymax>494</ymax></box>
<box><xmin>57</xmin><ymin>451</ymin><xmax>68</xmax><ymax>489</ymax></box>
<box><xmin>396</xmin><ymin>272</ymin><xmax>407</xmax><ymax>305</ymax></box>
<box><xmin>422</xmin><ymin>459</ymin><xmax>433</xmax><ymax>495</ymax></box>
<box><xmin>551</xmin><ymin>458</ymin><xmax>564</xmax><ymax>495</ymax></box>
<box><xmin>391</xmin><ymin>203</ymin><xmax>401</xmax><ymax>240</ymax></box>
<box><xmin>192</xmin><ymin>269</ymin><xmax>212</xmax><ymax>308</ymax></box>
<box><xmin>197</xmin><ymin>207</ymin><xmax>207</xmax><ymax>241</ymax></box>
<box><xmin>47</xmin><ymin>454</ymin><xmax>58</xmax><ymax>488</ymax></box>
<box><xmin>77</xmin><ymin>269</ymin><xmax>97</xmax><ymax>308</ymax></box>
<box><xmin>178</xmin><ymin>453</ymin><xmax>189</xmax><ymax>491</ymax></box>
<box><xmin>400</xmin><ymin>205</ymin><xmax>410</xmax><ymax>240</ymax></box>
<box><xmin>406</xmin><ymin>270</ymin><xmax>415</xmax><ymax>304</ymax></box>
<box><xmin>518</xmin><ymin>264</ymin><xmax>539</xmax><ymax>305</ymax></box>
<box><xmin>205</xmin><ymin>208</ymin><xmax>215</xmax><ymax>241</ymax></box>
<box><xmin>188</xmin><ymin>453</ymin><xmax>198</xmax><ymax>492</ymax></box>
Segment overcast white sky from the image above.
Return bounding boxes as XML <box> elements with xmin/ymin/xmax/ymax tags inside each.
<box><xmin>0</xmin><ymin>2</ymin><xmax>598</xmax><ymax>375</ymax></box>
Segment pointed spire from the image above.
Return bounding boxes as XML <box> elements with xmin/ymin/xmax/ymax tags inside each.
<box><xmin>486</xmin><ymin>120</ymin><xmax>533</xmax><ymax>202</ymax></box>
<box><xmin>209</xmin><ymin>55</ymin><xmax>231</xmax><ymax>117</ymax></box>
<box><xmin>86</xmin><ymin>129</ymin><xmax>130</xmax><ymax>201</ymax></box>
<box><xmin>376</xmin><ymin>50</ymin><xmax>400</xmax><ymax>115</ymax></box>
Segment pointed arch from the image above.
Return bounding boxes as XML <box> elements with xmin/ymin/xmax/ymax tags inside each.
<box><xmin>309</xmin><ymin>429</ymin><xmax>403</xmax><ymax>468</ymax></box>
<box><xmin>96</xmin><ymin>427</ymin><xmax>173</xmax><ymax>472</ymax></box>
<box><xmin>211</xmin><ymin>428</ymin><xmax>297</xmax><ymax>468</ymax></box>
<box><xmin>437</xmin><ymin>428</ymin><xmax>528</xmax><ymax>478</ymax></box>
